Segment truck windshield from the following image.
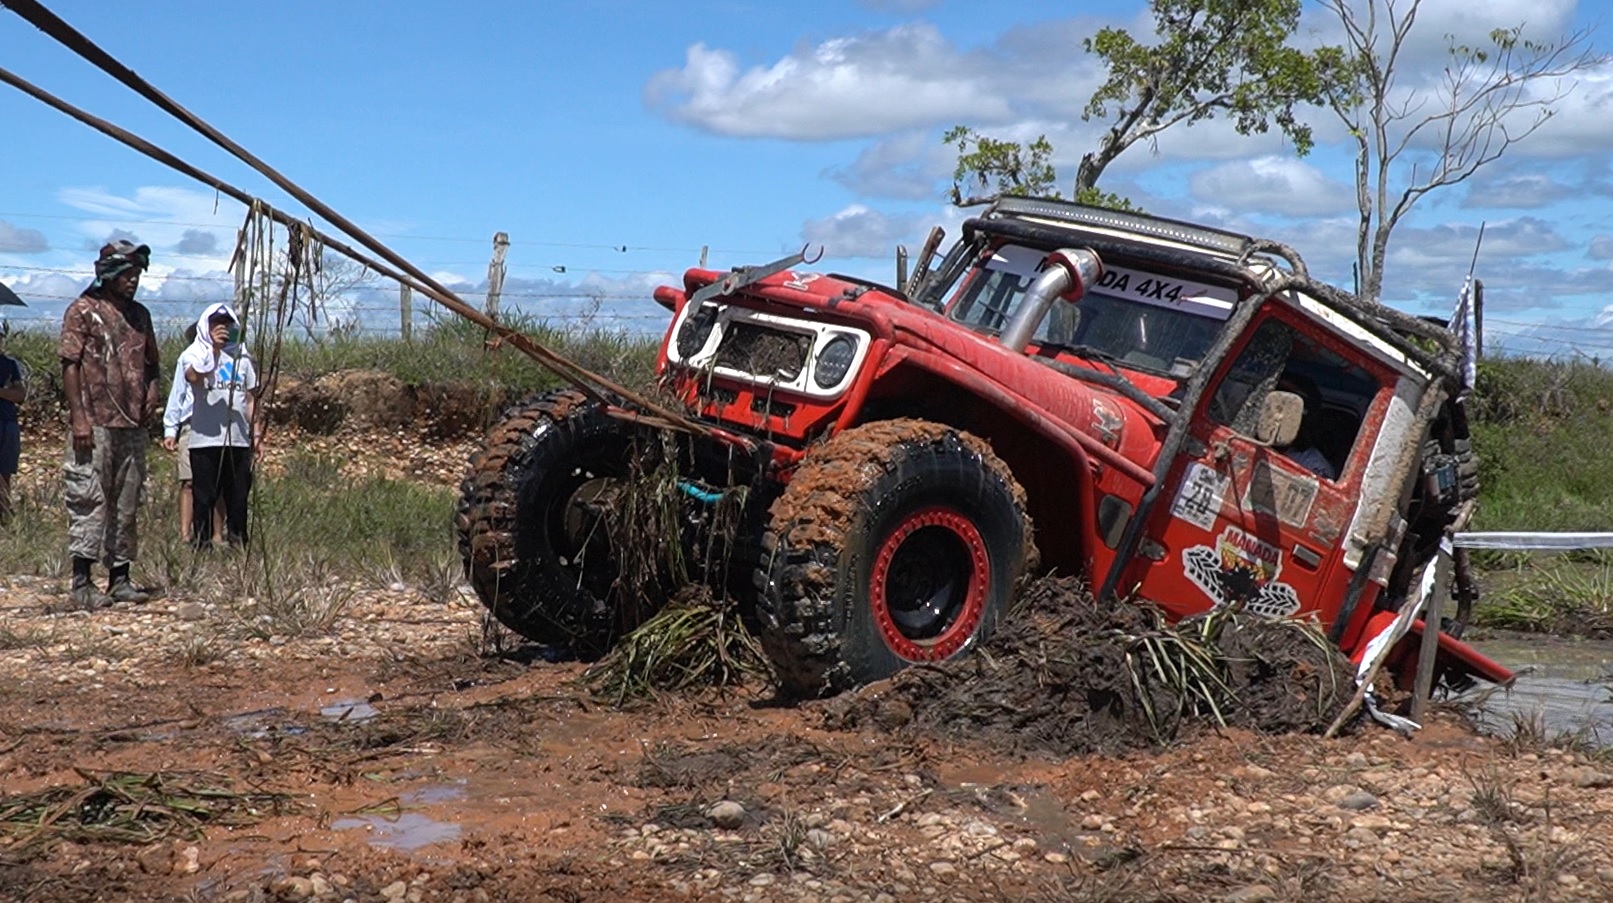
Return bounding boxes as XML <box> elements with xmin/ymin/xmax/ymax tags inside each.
<box><xmin>946</xmin><ymin>243</ymin><xmax>1236</xmax><ymax>375</ymax></box>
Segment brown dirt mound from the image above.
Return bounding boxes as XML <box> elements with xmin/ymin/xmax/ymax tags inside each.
<box><xmin>823</xmin><ymin>576</ymin><xmax>1354</xmax><ymax>757</ymax></box>
<box><xmin>263</xmin><ymin>370</ymin><xmax>502</xmax><ymax>438</ymax></box>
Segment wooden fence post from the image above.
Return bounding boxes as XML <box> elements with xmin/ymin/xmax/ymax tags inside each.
<box><xmin>400</xmin><ymin>283</ymin><xmax>412</xmax><ymax>342</ymax></box>
<box><xmin>1409</xmin><ymin>547</ymin><xmax>1452</xmax><ymax>722</ymax></box>
<box><xmin>486</xmin><ymin>231</ymin><xmax>509</xmax><ymax>321</ymax></box>
<box><xmin>483</xmin><ymin>231</ymin><xmax>509</xmax><ymax>365</ymax></box>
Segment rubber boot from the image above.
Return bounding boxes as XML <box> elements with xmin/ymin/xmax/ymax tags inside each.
<box><xmin>107</xmin><ymin>562</ymin><xmax>150</xmax><ymax>605</ymax></box>
<box><xmin>56</xmin><ymin>557</ymin><xmax>111</xmax><ymax>612</ymax></box>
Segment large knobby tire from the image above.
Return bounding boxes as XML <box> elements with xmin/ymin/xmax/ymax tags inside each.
<box><xmin>455</xmin><ymin>389</ymin><xmax>645</xmax><ymax>657</ymax></box>
<box><xmin>756</xmin><ymin>420</ymin><xmax>1038</xmax><ymax>697</ymax></box>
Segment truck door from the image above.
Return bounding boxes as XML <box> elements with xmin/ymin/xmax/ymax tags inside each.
<box><xmin>1133</xmin><ymin>310</ymin><xmax>1387</xmax><ymax>626</ymax></box>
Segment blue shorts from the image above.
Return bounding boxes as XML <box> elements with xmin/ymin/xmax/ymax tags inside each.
<box><xmin>0</xmin><ymin>421</ymin><xmax>18</xmax><ymax>477</ymax></box>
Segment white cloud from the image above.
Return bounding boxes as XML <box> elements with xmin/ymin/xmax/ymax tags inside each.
<box><xmin>1439</xmin><ymin>217</ymin><xmax>1569</xmax><ymax>260</ymax></box>
<box><xmin>646</xmin><ymin>27</ymin><xmax>1018</xmax><ymax>140</ymax></box>
<box><xmin>1189</xmin><ymin>157</ymin><xmax>1354</xmax><ymax>217</ymax></box>
<box><xmin>826</xmin><ymin>132</ymin><xmax>952</xmax><ymax>200</ymax></box>
<box><xmin>0</xmin><ymin>270</ymin><xmax>90</xmax><ymax>329</ymax></box>
<box><xmin>800</xmin><ymin>204</ymin><xmax>932</xmax><ymax>260</ymax></box>
<box><xmin>1298</xmin><ymin>1</ymin><xmax>1613</xmax><ymax>161</ymax></box>
<box><xmin>176</xmin><ymin>229</ymin><xmax>220</xmax><ymax>256</ymax></box>
<box><xmin>144</xmin><ymin>269</ymin><xmax>234</xmax><ymax>307</ymax></box>
<box><xmin>57</xmin><ymin>186</ymin><xmax>243</xmax><ymax>276</ymax></box>
<box><xmin>1509</xmin><ymin>64</ymin><xmax>1613</xmax><ymax>158</ymax></box>
<box><xmin>1488</xmin><ymin>310</ymin><xmax>1613</xmax><ymax>358</ymax></box>
<box><xmin>1301</xmin><ymin>0</ymin><xmax>1577</xmax><ymax>69</ymax></box>
<box><xmin>645</xmin><ymin>10</ymin><xmax>1343</xmax><ymax>163</ymax></box>
<box><xmin>1460</xmin><ymin>170</ymin><xmax>1579</xmax><ymax>208</ymax></box>
<box><xmin>0</xmin><ymin>220</ymin><xmax>48</xmax><ymax>254</ymax></box>
<box><xmin>1361</xmin><ymin>217</ymin><xmax>1571</xmax><ymax>306</ymax></box>
<box><xmin>1</xmin><ymin>270</ymin><xmax>84</xmax><ymax>303</ymax></box>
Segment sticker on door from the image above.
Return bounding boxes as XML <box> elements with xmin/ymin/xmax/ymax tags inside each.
<box><xmin>1182</xmin><ymin>525</ymin><xmax>1301</xmax><ymax>618</ymax></box>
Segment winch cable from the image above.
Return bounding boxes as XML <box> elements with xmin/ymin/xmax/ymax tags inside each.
<box><xmin>0</xmin><ymin>0</ymin><xmax>714</xmax><ymax>439</ymax></box>
<box><xmin>0</xmin><ymin>62</ymin><xmax>599</xmax><ymax>433</ymax></box>
<box><xmin>0</xmin><ymin>65</ymin><xmax>421</xmax><ymax>303</ymax></box>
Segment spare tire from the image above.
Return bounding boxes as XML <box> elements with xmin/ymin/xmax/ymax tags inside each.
<box><xmin>756</xmin><ymin>420</ymin><xmax>1037</xmax><ymax>696</ymax></box>
<box><xmin>456</xmin><ymin>389</ymin><xmax>654</xmax><ymax>656</ymax></box>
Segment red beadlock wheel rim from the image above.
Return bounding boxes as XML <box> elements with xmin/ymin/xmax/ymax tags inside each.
<box><xmin>870</xmin><ymin>505</ymin><xmax>989</xmax><ymax>661</ymax></box>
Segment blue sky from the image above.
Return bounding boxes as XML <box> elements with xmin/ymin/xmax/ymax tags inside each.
<box><xmin>3</xmin><ymin>0</ymin><xmax>1612</xmax><ymax>358</ymax></box>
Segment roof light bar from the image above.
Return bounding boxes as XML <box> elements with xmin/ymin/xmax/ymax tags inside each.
<box><xmin>990</xmin><ymin>196</ymin><xmax>1253</xmax><ymax>258</ymax></box>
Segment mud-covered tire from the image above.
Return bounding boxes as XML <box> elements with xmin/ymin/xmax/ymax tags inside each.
<box><xmin>756</xmin><ymin>420</ymin><xmax>1037</xmax><ymax>697</ymax></box>
<box><xmin>455</xmin><ymin>389</ymin><xmax>645</xmax><ymax>656</ymax></box>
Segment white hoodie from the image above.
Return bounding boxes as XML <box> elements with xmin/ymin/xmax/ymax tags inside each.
<box><xmin>185</xmin><ymin>303</ymin><xmax>257</xmax><ymax>449</ymax></box>
<box><xmin>180</xmin><ymin>303</ymin><xmax>231</xmax><ymax>377</ymax></box>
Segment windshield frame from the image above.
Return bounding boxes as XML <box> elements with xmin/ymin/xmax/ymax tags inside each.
<box><xmin>942</xmin><ymin>241</ymin><xmax>1242</xmax><ymax>377</ymax></box>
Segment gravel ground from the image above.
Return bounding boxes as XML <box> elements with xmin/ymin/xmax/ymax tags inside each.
<box><xmin>3</xmin><ymin>566</ymin><xmax>1613</xmax><ymax>903</ymax></box>
<box><xmin>1</xmin><ymin>392</ymin><xmax>1610</xmax><ymax>902</ymax></box>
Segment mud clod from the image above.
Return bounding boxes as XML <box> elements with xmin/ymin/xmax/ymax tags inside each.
<box><xmin>824</xmin><ymin>577</ymin><xmax>1355</xmax><ymax>756</ymax></box>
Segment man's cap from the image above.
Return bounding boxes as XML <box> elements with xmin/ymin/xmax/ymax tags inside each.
<box><xmin>98</xmin><ymin>240</ymin><xmax>152</xmax><ymax>264</ymax></box>
<box><xmin>93</xmin><ymin>240</ymin><xmax>152</xmax><ymax>285</ymax></box>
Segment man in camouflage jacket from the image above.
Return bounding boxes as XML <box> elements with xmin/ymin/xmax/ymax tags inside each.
<box><xmin>57</xmin><ymin>241</ymin><xmax>161</xmax><ymax>610</ymax></box>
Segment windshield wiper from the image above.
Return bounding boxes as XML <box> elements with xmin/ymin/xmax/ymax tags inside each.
<box><xmin>1045</xmin><ymin>343</ymin><xmax>1121</xmax><ymax>370</ymax></box>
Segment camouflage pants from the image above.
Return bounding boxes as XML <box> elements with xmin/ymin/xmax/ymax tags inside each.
<box><xmin>64</xmin><ymin>426</ymin><xmax>146</xmax><ymax>567</ymax></box>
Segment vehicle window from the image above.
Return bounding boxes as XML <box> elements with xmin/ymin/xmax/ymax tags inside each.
<box><xmin>1208</xmin><ymin>317</ymin><xmax>1380</xmax><ymax>480</ymax></box>
<box><xmin>1056</xmin><ymin>293</ymin><xmax>1223</xmax><ymax>373</ymax></box>
<box><xmin>1208</xmin><ymin>318</ymin><xmax>1293</xmax><ymax>432</ymax></box>
<box><xmin>950</xmin><ymin>265</ymin><xmax>1024</xmax><ymax>332</ymax></box>
<box><xmin>946</xmin><ymin>243</ymin><xmax>1235</xmax><ymax>374</ymax></box>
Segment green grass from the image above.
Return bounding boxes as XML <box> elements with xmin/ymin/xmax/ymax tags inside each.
<box><xmin>2</xmin><ymin>312</ymin><xmax>664</xmax><ymax>426</ymax></box>
<box><xmin>1463</xmin><ymin>357</ymin><xmax>1613</xmax><ymax>632</ymax></box>
<box><xmin>1472</xmin><ymin>557</ymin><xmax>1613</xmax><ymax>635</ymax></box>
<box><xmin>0</xmin><ymin>441</ymin><xmax>460</xmax><ymax>603</ymax></box>
<box><xmin>1469</xmin><ymin>357</ymin><xmax>1613</xmax><ymax>533</ymax></box>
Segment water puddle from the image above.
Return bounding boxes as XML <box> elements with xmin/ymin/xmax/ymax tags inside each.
<box><xmin>320</xmin><ymin>700</ymin><xmax>379</xmax><ymax>722</ymax></box>
<box><xmin>331</xmin><ymin>813</ymin><xmax>461</xmax><ymax>851</ymax></box>
<box><xmin>1005</xmin><ymin>786</ymin><xmax>1086</xmax><ymax>853</ymax></box>
<box><xmin>402</xmin><ymin>781</ymin><xmax>468</xmax><ymax>805</ymax></box>
<box><xmin>221</xmin><ymin>707</ymin><xmax>306</xmax><ymax>740</ymax></box>
<box><xmin>1465</xmin><ymin>633</ymin><xmax>1613</xmax><ymax>743</ymax></box>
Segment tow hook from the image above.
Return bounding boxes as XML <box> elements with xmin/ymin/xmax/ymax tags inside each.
<box><xmin>678</xmin><ymin>481</ymin><xmax>724</xmax><ymax>505</ymax></box>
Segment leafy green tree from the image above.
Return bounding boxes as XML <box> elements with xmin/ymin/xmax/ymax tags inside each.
<box><xmin>944</xmin><ymin>127</ymin><xmax>1059</xmax><ymax>205</ymax></box>
<box><xmin>1317</xmin><ymin>0</ymin><xmax>1609</xmax><ymax>301</ymax></box>
<box><xmin>948</xmin><ymin>0</ymin><xmax>1337</xmax><ymax>209</ymax></box>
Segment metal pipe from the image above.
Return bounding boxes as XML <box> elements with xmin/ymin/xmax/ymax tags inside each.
<box><xmin>1000</xmin><ymin>249</ymin><xmax>1102</xmax><ymax>353</ymax></box>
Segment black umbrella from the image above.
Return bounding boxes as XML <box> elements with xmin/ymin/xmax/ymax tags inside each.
<box><xmin>0</xmin><ymin>283</ymin><xmax>24</xmax><ymax>307</ymax></box>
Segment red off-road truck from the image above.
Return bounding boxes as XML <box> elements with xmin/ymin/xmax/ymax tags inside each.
<box><xmin>457</xmin><ymin>197</ymin><xmax>1511</xmax><ymax>697</ymax></box>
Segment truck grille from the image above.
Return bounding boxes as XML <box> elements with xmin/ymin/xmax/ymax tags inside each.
<box><xmin>715</xmin><ymin>323</ymin><xmax>810</xmax><ymax>381</ymax></box>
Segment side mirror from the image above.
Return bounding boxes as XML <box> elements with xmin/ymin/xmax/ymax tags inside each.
<box><xmin>1254</xmin><ymin>390</ymin><xmax>1304</xmax><ymax>447</ymax></box>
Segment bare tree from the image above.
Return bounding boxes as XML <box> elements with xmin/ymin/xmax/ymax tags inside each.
<box><xmin>297</xmin><ymin>250</ymin><xmax>378</xmax><ymax>340</ymax></box>
<box><xmin>1319</xmin><ymin>0</ymin><xmax>1609</xmax><ymax>300</ymax></box>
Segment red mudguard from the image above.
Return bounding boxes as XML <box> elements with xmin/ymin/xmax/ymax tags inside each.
<box><xmin>1349</xmin><ymin>611</ymin><xmax>1515</xmax><ymax>689</ymax></box>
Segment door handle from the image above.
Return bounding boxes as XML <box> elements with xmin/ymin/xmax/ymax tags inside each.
<box><xmin>1292</xmin><ymin>543</ymin><xmax>1323</xmax><ymax>570</ymax></box>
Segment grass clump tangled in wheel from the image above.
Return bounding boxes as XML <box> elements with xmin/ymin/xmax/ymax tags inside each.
<box><xmin>456</xmin><ymin>388</ymin><xmax>681</xmax><ymax>658</ymax></box>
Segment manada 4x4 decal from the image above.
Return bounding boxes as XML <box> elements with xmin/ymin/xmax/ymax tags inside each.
<box><xmin>1182</xmin><ymin>526</ymin><xmax>1301</xmax><ymax>618</ymax></box>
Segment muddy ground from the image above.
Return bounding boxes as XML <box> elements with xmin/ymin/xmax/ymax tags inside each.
<box><xmin>4</xmin><ymin>566</ymin><xmax>1613</xmax><ymax>903</ymax></box>
<box><xmin>2</xmin><ymin>392</ymin><xmax>1612</xmax><ymax>902</ymax></box>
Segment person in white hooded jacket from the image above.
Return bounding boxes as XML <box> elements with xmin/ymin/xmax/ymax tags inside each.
<box><xmin>182</xmin><ymin>302</ymin><xmax>260</xmax><ymax>548</ymax></box>
<box><xmin>161</xmin><ymin>322</ymin><xmax>223</xmax><ymax>543</ymax></box>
